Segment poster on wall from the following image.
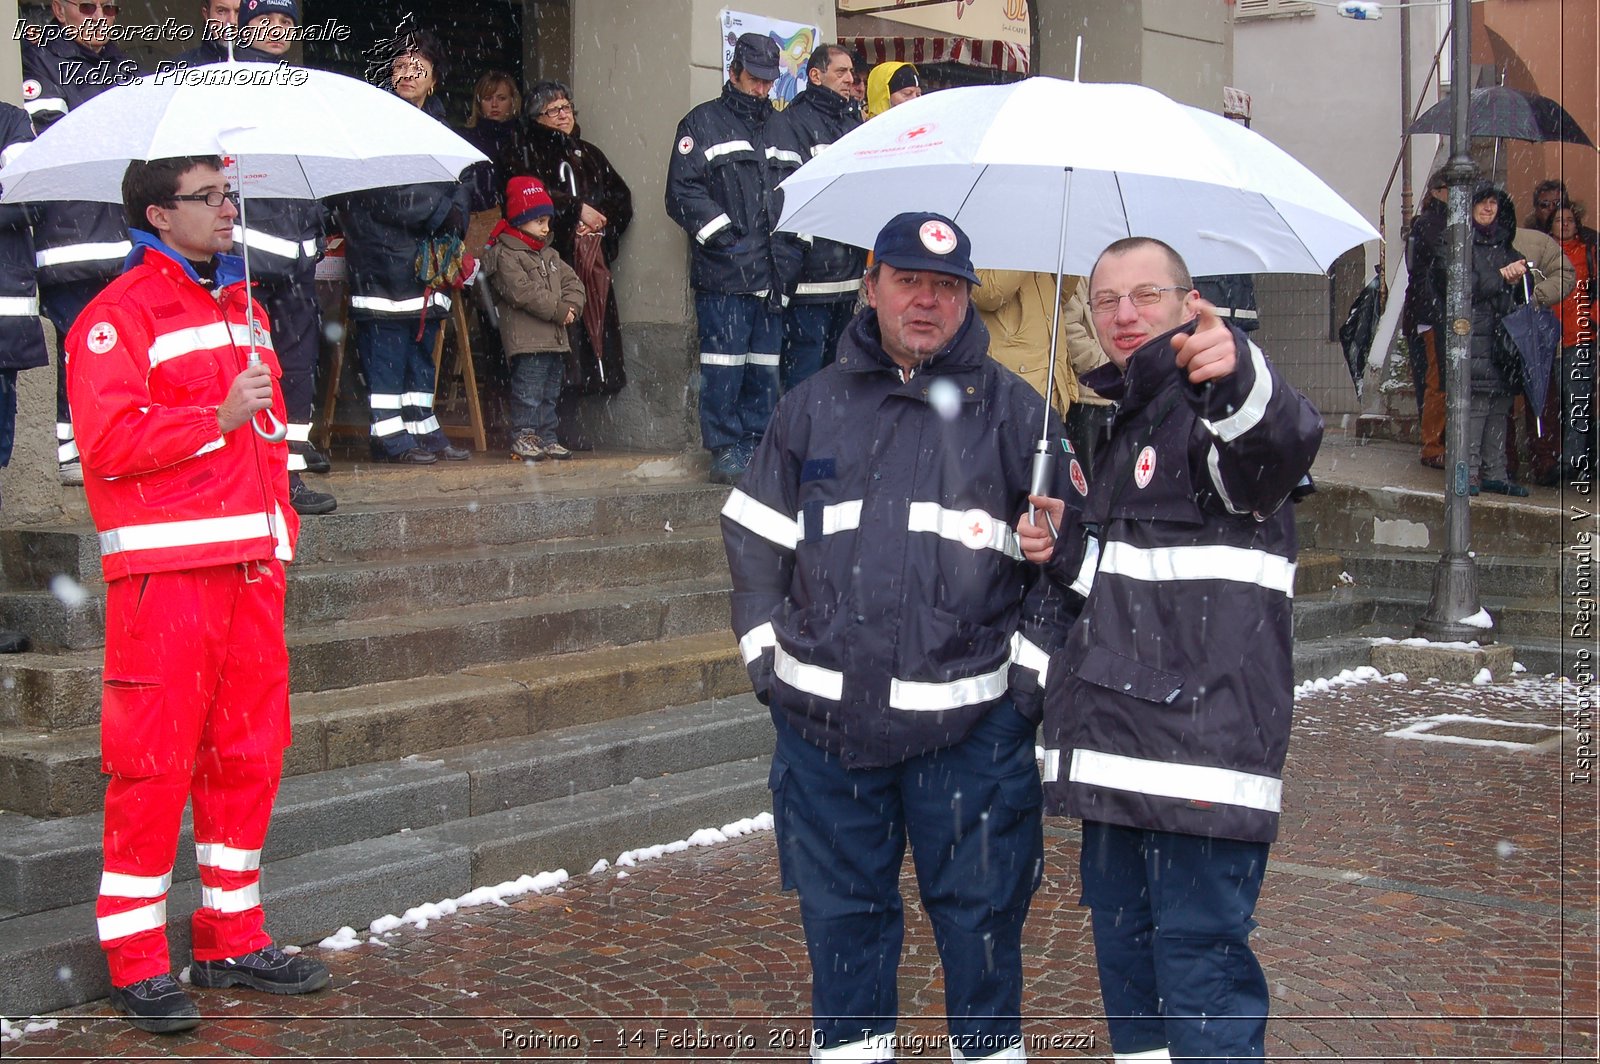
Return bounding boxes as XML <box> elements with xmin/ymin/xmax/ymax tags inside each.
<box><xmin>720</xmin><ymin>9</ymin><xmax>822</xmax><ymax>110</ymax></box>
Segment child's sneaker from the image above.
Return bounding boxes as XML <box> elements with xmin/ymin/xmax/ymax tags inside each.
<box><xmin>512</xmin><ymin>431</ymin><xmax>546</xmax><ymax>461</ymax></box>
<box><xmin>543</xmin><ymin>440</ymin><xmax>573</xmax><ymax>460</ymax></box>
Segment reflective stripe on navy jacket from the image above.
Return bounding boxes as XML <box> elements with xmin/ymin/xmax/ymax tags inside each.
<box><xmin>722</xmin><ymin>305</ymin><xmax>1084</xmax><ymax>767</ymax></box>
<box><xmin>0</xmin><ymin>103</ymin><xmax>46</xmax><ymax>370</ymax></box>
<box><xmin>1040</xmin><ymin>319</ymin><xmax>1323</xmax><ymax>844</ymax></box>
<box><xmin>764</xmin><ymin>85</ymin><xmax>865</xmax><ymax>304</ymax></box>
<box><xmin>665</xmin><ymin>82</ymin><xmax>779</xmax><ymax>295</ymax></box>
<box><xmin>21</xmin><ymin>35</ymin><xmax>137</xmax><ymax>286</ymax></box>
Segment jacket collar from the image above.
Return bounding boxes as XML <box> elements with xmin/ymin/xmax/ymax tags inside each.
<box><xmin>43</xmin><ymin>30</ymin><xmax>128</xmax><ymax>62</ymax></box>
<box><xmin>1081</xmin><ymin>318</ymin><xmax>1198</xmax><ymax>406</ymax></box>
<box><xmin>832</xmin><ymin>304</ymin><xmax>989</xmax><ymax>379</ymax></box>
<box><xmin>794</xmin><ymin>82</ymin><xmax>853</xmax><ymax>119</ymax></box>
<box><xmin>720</xmin><ymin>81</ymin><xmax>771</xmax><ymax>126</ymax></box>
<box><xmin>126</xmin><ymin>228</ymin><xmax>246</xmax><ymax>289</ymax></box>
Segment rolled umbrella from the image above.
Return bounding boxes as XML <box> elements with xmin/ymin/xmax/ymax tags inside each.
<box><xmin>1497</xmin><ymin>275</ymin><xmax>1563</xmax><ymax>432</ymax></box>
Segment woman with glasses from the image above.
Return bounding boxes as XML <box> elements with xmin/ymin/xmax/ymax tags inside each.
<box><xmin>330</xmin><ymin>24</ymin><xmax>471</xmax><ymax>464</ymax></box>
<box><xmin>504</xmin><ymin>80</ymin><xmax>634</xmax><ymax>422</ymax></box>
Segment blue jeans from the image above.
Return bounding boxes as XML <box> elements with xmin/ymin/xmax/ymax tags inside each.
<box><xmin>694</xmin><ymin>291</ymin><xmax>780</xmax><ymax>453</ymax></box>
<box><xmin>1079</xmin><ymin>821</ymin><xmax>1271</xmax><ymax>1063</ymax></box>
<box><xmin>509</xmin><ymin>351</ymin><xmax>564</xmax><ymax>439</ymax></box>
<box><xmin>781</xmin><ymin>300</ymin><xmax>855</xmax><ymax>393</ymax></box>
<box><xmin>355</xmin><ymin>317</ymin><xmax>447</xmax><ymax>458</ymax></box>
<box><xmin>769</xmin><ymin>703</ymin><xmax>1043</xmax><ymax>1062</ymax></box>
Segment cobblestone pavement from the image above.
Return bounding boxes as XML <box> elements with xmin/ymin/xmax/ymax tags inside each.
<box><xmin>5</xmin><ymin>674</ymin><xmax>1595</xmax><ymax>1062</ymax></box>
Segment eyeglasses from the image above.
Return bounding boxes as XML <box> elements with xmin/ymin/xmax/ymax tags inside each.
<box><xmin>169</xmin><ymin>190</ymin><xmax>240</xmax><ymax>208</ymax></box>
<box><xmin>1536</xmin><ymin>199</ymin><xmax>1563</xmax><ymax>210</ymax></box>
<box><xmin>1089</xmin><ymin>285</ymin><xmax>1187</xmax><ymax>315</ymax></box>
<box><xmin>539</xmin><ymin>103</ymin><xmax>575</xmax><ymax>118</ymax></box>
<box><xmin>72</xmin><ymin>2</ymin><xmax>119</xmax><ymax>14</ymax></box>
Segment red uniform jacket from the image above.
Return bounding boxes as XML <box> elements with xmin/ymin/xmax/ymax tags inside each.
<box><xmin>67</xmin><ymin>237</ymin><xmax>298</xmax><ymax>582</ymax></box>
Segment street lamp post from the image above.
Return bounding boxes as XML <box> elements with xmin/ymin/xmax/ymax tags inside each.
<box><xmin>1415</xmin><ymin>0</ymin><xmax>1484</xmax><ymax>642</ymax></box>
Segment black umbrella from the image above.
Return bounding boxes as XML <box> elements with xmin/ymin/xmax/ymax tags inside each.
<box><xmin>1497</xmin><ymin>295</ymin><xmax>1562</xmax><ymax>430</ymax></box>
<box><xmin>1338</xmin><ymin>272</ymin><xmax>1381</xmax><ymax>395</ymax></box>
<box><xmin>1409</xmin><ymin>86</ymin><xmax>1594</xmax><ymax>146</ymax></box>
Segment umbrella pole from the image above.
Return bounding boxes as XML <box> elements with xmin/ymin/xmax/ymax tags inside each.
<box><xmin>1029</xmin><ymin>167</ymin><xmax>1073</xmax><ymax>535</ymax></box>
<box><xmin>233</xmin><ymin>154</ymin><xmax>288</xmax><ymax>443</ymax></box>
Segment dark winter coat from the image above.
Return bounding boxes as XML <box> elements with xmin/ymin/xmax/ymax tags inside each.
<box><xmin>1193</xmin><ymin>274</ymin><xmax>1259</xmax><ymax>332</ymax></box>
<box><xmin>329</xmin><ymin>94</ymin><xmax>469</xmax><ymax>322</ymax></box>
<box><xmin>666</xmin><ymin>82</ymin><xmax>781</xmax><ymax>295</ymax></box>
<box><xmin>1404</xmin><ymin>194</ymin><xmax>1448</xmax><ymax>333</ymax></box>
<box><xmin>764</xmin><ymin>84</ymin><xmax>865</xmax><ymax>304</ymax></box>
<box><xmin>722</xmin><ymin>305</ymin><xmax>1083</xmax><ymax>767</ymax></box>
<box><xmin>21</xmin><ymin>34</ymin><xmax>138</xmax><ymax>287</ymax></box>
<box><xmin>461</xmin><ymin>117</ymin><xmax>518</xmax><ymax>216</ymax></box>
<box><xmin>505</xmin><ymin>120</ymin><xmax>634</xmax><ymax>393</ymax></box>
<box><xmin>1040</xmin><ymin>320</ymin><xmax>1324</xmax><ymax>845</ymax></box>
<box><xmin>0</xmin><ymin>103</ymin><xmax>47</xmax><ymax>371</ymax></box>
<box><xmin>1446</xmin><ymin>189</ymin><xmax>1524</xmax><ymax>396</ymax></box>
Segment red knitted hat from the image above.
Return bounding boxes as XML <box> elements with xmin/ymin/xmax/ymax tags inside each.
<box><xmin>506</xmin><ymin>177</ymin><xmax>554</xmax><ymax>226</ymax></box>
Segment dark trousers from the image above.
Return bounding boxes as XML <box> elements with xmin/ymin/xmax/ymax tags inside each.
<box><xmin>355</xmin><ymin>317</ymin><xmax>447</xmax><ymax>458</ymax></box>
<box><xmin>769</xmin><ymin>704</ymin><xmax>1043</xmax><ymax>1062</ymax></box>
<box><xmin>0</xmin><ymin>368</ymin><xmax>14</xmax><ymax>471</ymax></box>
<box><xmin>508</xmin><ymin>351</ymin><xmax>564</xmax><ymax>440</ymax></box>
<box><xmin>42</xmin><ymin>279</ymin><xmax>105</xmax><ymax>465</ymax></box>
<box><xmin>1080</xmin><ymin>821</ymin><xmax>1271</xmax><ymax>1063</ymax></box>
<box><xmin>255</xmin><ymin>282</ymin><xmax>322</xmax><ymax>466</ymax></box>
<box><xmin>694</xmin><ymin>291</ymin><xmax>780</xmax><ymax>453</ymax></box>
<box><xmin>781</xmin><ymin>300</ymin><xmax>854</xmax><ymax>393</ymax></box>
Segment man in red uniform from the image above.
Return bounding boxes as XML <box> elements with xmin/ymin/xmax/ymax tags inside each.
<box><xmin>67</xmin><ymin>155</ymin><xmax>330</xmax><ymax>1033</ymax></box>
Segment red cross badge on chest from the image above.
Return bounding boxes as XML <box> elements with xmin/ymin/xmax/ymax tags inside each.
<box><xmin>1133</xmin><ymin>445</ymin><xmax>1157</xmax><ymax>489</ymax></box>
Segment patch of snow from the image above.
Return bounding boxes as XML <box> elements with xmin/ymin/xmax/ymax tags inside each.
<box><xmin>1472</xmin><ymin>667</ymin><xmax>1493</xmax><ymax>684</ymax></box>
<box><xmin>1338</xmin><ymin>571</ymin><xmax>1355</xmax><ymax>585</ymax></box>
<box><xmin>1293</xmin><ymin>666</ymin><xmax>1400</xmax><ymax>701</ymax></box>
<box><xmin>590</xmin><ymin>859</ymin><xmax>610</xmax><ymax>874</ymax></box>
<box><xmin>0</xmin><ymin>1016</ymin><xmax>57</xmax><ymax>1044</ymax></box>
<box><xmin>1457</xmin><ymin>609</ymin><xmax>1494</xmax><ymax>629</ymax></box>
<box><xmin>1371</xmin><ymin>636</ymin><xmax>1483</xmax><ymax>649</ymax></box>
<box><xmin>614</xmin><ymin>814</ymin><xmax>774</xmax><ymax>869</ymax></box>
<box><xmin>1513</xmin><ymin>661</ymin><xmax>1527</xmax><ymax>673</ymax></box>
<box><xmin>319</xmin><ymin>926</ymin><xmax>364</xmax><ymax>951</ymax></box>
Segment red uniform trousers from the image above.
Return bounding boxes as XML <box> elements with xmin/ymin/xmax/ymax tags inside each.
<box><xmin>95</xmin><ymin>560</ymin><xmax>290</xmax><ymax>987</ymax></box>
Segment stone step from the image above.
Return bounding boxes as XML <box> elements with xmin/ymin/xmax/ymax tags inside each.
<box><xmin>1293</xmin><ymin>549</ymin><xmax>1346</xmax><ymax>596</ymax></box>
<box><xmin>0</xmin><ymin>621</ymin><xmax>743</xmax><ymax>818</ymax></box>
<box><xmin>0</xmin><ymin>754</ymin><xmax>772</xmax><ymax>1019</ymax></box>
<box><xmin>1337</xmin><ymin>548</ymin><xmax>1572</xmax><ymax>600</ymax></box>
<box><xmin>2</xmin><ymin>573</ymin><xmax>732</xmax><ymax>735</ymax></box>
<box><xmin>1354</xmin><ymin>411</ymin><xmax>1421</xmax><ymax>445</ymax></box>
<box><xmin>1356</xmin><ymin>587</ymin><xmax>1568</xmax><ymax>641</ymax></box>
<box><xmin>0</xmin><ymin>468</ymin><xmax>728</xmax><ymax>590</ymax></box>
<box><xmin>1297</xmin><ymin>479</ymin><xmax>1566</xmax><ymax>558</ymax></box>
<box><xmin>1292</xmin><ymin>636</ymin><xmax>1380</xmax><ymax>683</ymax></box>
<box><xmin>0</xmin><ymin>524</ymin><xmax>728</xmax><ymax>652</ymax></box>
<box><xmin>0</xmin><ymin>687</ymin><xmax>768</xmax><ymax>917</ymax></box>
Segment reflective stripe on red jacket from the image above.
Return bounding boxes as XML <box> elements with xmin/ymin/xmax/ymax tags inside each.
<box><xmin>67</xmin><ymin>237</ymin><xmax>298</xmax><ymax>581</ymax></box>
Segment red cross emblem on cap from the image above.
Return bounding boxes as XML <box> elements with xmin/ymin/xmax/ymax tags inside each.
<box><xmin>919</xmin><ymin>220</ymin><xmax>957</xmax><ymax>254</ymax></box>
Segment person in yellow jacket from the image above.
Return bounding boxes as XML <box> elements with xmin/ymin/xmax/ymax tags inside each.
<box><xmin>973</xmin><ymin>269</ymin><xmax>1109</xmax><ymax>411</ymax></box>
<box><xmin>864</xmin><ymin>61</ymin><xmax>920</xmax><ymax>120</ymax></box>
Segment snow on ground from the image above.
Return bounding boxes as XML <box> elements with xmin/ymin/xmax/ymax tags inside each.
<box><xmin>318</xmin><ymin>814</ymin><xmax>774</xmax><ymax>952</ymax></box>
<box><xmin>0</xmin><ymin>1016</ymin><xmax>59</xmax><ymax>1044</ymax></box>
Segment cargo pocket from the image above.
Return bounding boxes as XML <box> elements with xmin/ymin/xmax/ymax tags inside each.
<box><xmin>100</xmin><ymin>677</ymin><xmax>171</xmax><ymax>777</ymax></box>
<box><xmin>1076</xmin><ymin>644</ymin><xmax>1185</xmax><ymax>705</ymax></box>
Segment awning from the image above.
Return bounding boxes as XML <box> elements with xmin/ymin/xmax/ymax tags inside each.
<box><xmin>846</xmin><ymin>35</ymin><xmax>1030</xmax><ymax>75</ymax></box>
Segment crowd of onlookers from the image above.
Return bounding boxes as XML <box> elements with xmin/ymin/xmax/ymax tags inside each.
<box><xmin>1403</xmin><ymin>172</ymin><xmax>1596</xmax><ymax>494</ymax></box>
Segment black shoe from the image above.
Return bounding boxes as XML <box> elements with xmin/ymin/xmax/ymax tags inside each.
<box><xmin>291</xmin><ymin>442</ymin><xmax>332</xmax><ymax>475</ymax></box>
<box><xmin>0</xmin><ymin>630</ymin><xmax>28</xmax><ymax>654</ymax></box>
<box><xmin>190</xmin><ymin>946</ymin><xmax>331</xmax><ymax>995</ymax></box>
<box><xmin>289</xmin><ymin>475</ymin><xmax>337</xmax><ymax>516</ymax></box>
<box><xmin>108</xmin><ymin>974</ymin><xmax>201</xmax><ymax>1034</ymax></box>
<box><xmin>383</xmin><ymin>447</ymin><xmax>438</xmax><ymax>465</ymax></box>
<box><xmin>432</xmin><ymin>444</ymin><xmax>471</xmax><ymax>461</ymax></box>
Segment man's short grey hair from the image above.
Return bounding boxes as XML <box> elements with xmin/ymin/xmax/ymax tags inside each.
<box><xmin>1091</xmin><ymin>236</ymin><xmax>1193</xmax><ymax>291</ymax></box>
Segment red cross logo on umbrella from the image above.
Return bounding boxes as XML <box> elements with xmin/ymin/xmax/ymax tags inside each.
<box><xmin>906</xmin><ymin>125</ymin><xmax>930</xmax><ymax>139</ymax></box>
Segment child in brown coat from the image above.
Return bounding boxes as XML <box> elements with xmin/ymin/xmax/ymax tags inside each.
<box><xmin>481</xmin><ymin>177</ymin><xmax>586</xmax><ymax>459</ymax></box>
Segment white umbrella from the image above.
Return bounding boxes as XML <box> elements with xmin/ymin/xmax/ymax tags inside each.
<box><xmin>0</xmin><ymin>63</ymin><xmax>487</xmax><ymax>440</ymax></box>
<box><xmin>0</xmin><ymin>63</ymin><xmax>486</xmax><ymax>204</ymax></box>
<box><xmin>776</xmin><ymin>77</ymin><xmax>1377</xmax><ymax>277</ymax></box>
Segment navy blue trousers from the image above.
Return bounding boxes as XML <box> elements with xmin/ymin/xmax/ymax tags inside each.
<box><xmin>355</xmin><ymin>317</ymin><xmax>447</xmax><ymax>458</ymax></box>
<box><xmin>43</xmin><ymin>279</ymin><xmax>103</xmax><ymax>464</ymax></box>
<box><xmin>1079</xmin><ymin>821</ymin><xmax>1270</xmax><ymax>1063</ymax></box>
<box><xmin>255</xmin><ymin>281</ymin><xmax>321</xmax><ymax>463</ymax></box>
<box><xmin>769</xmin><ymin>704</ymin><xmax>1043</xmax><ymax>1063</ymax></box>
<box><xmin>781</xmin><ymin>299</ymin><xmax>854</xmax><ymax>393</ymax></box>
<box><xmin>694</xmin><ymin>291</ymin><xmax>780</xmax><ymax>453</ymax></box>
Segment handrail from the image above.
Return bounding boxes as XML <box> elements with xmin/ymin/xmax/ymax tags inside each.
<box><xmin>1376</xmin><ymin>23</ymin><xmax>1454</xmax><ymax>299</ymax></box>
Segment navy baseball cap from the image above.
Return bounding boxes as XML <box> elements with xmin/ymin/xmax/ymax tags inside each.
<box><xmin>733</xmin><ymin>33</ymin><xmax>781</xmax><ymax>81</ymax></box>
<box><xmin>872</xmin><ymin>212</ymin><xmax>981</xmax><ymax>285</ymax></box>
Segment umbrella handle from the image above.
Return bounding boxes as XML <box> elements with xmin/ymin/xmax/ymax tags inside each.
<box><xmin>246</xmin><ymin>348</ymin><xmax>289</xmax><ymax>443</ymax></box>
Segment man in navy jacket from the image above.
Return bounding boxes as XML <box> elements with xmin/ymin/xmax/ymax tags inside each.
<box><xmin>1021</xmin><ymin>237</ymin><xmax>1323</xmax><ymax>1063</ymax></box>
<box><xmin>724</xmin><ymin>212</ymin><xmax>1082</xmax><ymax>1064</ymax></box>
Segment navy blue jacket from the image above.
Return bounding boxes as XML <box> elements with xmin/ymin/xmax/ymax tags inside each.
<box><xmin>764</xmin><ymin>84</ymin><xmax>865</xmax><ymax>304</ymax></box>
<box><xmin>0</xmin><ymin>103</ymin><xmax>47</xmax><ymax>371</ymax></box>
<box><xmin>329</xmin><ymin>95</ymin><xmax>469</xmax><ymax>321</ymax></box>
<box><xmin>21</xmin><ymin>33</ymin><xmax>138</xmax><ymax>287</ymax></box>
<box><xmin>1040</xmin><ymin>320</ymin><xmax>1323</xmax><ymax>844</ymax></box>
<box><xmin>665</xmin><ymin>83</ymin><xmax>780</xmax><ymax>295</ymax></box>
<box><xmin>722</xmin><ymin>304</ymin><xmax>1084</xmax><ymax>767</ymax></box>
